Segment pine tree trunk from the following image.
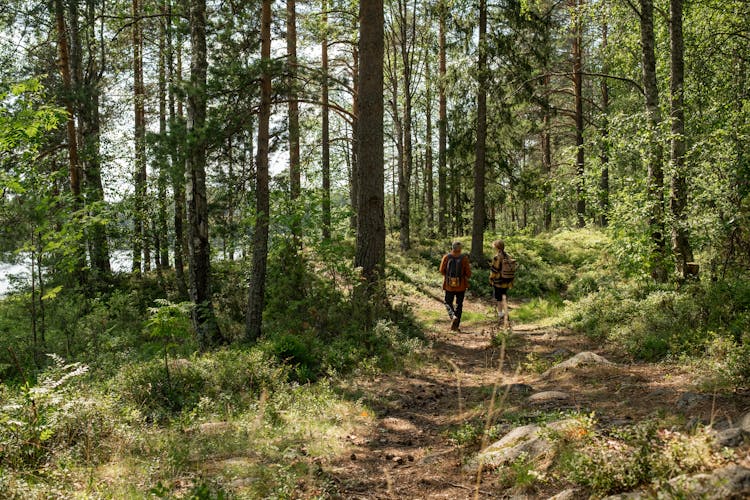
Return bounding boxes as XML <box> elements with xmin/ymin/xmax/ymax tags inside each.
<box><xmin>573</xmin><ymin>0</ymin><xmax>586</xmax><ymax>228</ymax></box>
<box><xmin>157</xmin><ymin>2</ymin><xmax>170</xmax><ymax>269</ymax></box>
<box><xmin>169</xmin><ymin>2</ymin><xmax>189</xmax><ymax>298</ymax></box>
<box><xmin>187</xmin><ymin>0</ymin><xmax>223</xmax><ymax>348</ymax></box>
<box><xmin>54</xmin><ymin>0</ymin><xmax>86</xmax><ymax>284</ymax></box>
<box><xmin>132</xmin><ymin>0</ymin><xmax>147</xmax><ymax>274</ymax></box>
<box><xmin>82</xmin><ymin>0</ymin><xmax>111</xmax><ymax>275</ymax></box>
<box><xmin>355</xmin><ymin>0</ymin><xmax>385</xmax><ymax>290</ymax></box>
<box><xmin>349</xmin><ymin>43</ymin><xmax>360</xmax><ymax>231</ymax></box>
<box><xmin>425</xmin><ymin>69</ymin><xmax>434</xmax><ymax>234</ymax></box>
<box><xmin>246</xmin><ymin>0</ymin><xmax>272</xmax><ymax>341</ymax></box>
<box><xmin>542</xmin><ymin>74</ymin><xmax>553</xmax><ymax>231</ymax></box>
<box><xmin>321</xmin><ymin>2</ymin><xmax>332</xmax><ymax>241</ymax></box>
<box><xmin>669</xmin><ymin>0</ymin><xmax>692</xmax><ymax>276</ymax></box>
<box><xmin>397</xmin><ymin>0</ymin><xmax>413</xmax><ymax>251</ymax></box>
<box><xmin>470</xmin><ymin>0</ymin><xmax>487</xmax><ymax>264</ymax></box>
<box><xmin>599</xmin><ymin>19</ymin><xmax>610</xmax><ymax>227</ymax></box>
<box><xmin>287</xmin><ymin>0</ymin><xmax>301</xmax><ymax>244</ymax></box>
<box><xmin>640</xmin><ymin>0</ymin><xmax>668</xmax><ymax>281</ymax></box>
<box><xmin>437</xmin><ymin>3</ymin><xmax>448</xmax><ymax>238</ymax></box>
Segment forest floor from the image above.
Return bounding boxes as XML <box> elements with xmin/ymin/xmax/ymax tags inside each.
<box><xmin>325</xmin><ymin>291</ymin><xmax>750</xmax><ymax>499</ymax></box>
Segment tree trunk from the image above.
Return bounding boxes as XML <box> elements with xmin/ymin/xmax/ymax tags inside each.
<box><xmin>397</xmin><ymin>0</ymin><xmax>414</xmax><ymax>252</ymax></box>
<box><xmin>82</xmin><ymin>0</ymin><xmax>111</xmax><ymax>275</ymax></box>
<box><xmin>669</xmin><ymin>0</ymin><xmax>693</xmax><ymax>276</ymax></box>
<box><xmin>157</xmin><ymin>2</ymin><xmax>170</xmax><ymax>269</ymax></box>
<box><xmin>425</xmin><ymin>68</ymin><xmax>434</xmax><ymax>234</ymax></box>
<box><xmin>640</xmin><ymin>0</ymin><xmax>668</xmax><ymax>281</ymax></box>
<box><xmin>132</xmin><ymin>0</ymin><xmax>147</xmax><ymax>274</ymax></box>
<box><xmin>437</xmin><ymin>3</ymin><xmax>448</xmax><ymax>238</ymax></box>
<box><xmin>246</xmin><ymin>0</ymin><xmax>272</xmax><ymax>341</ymax></box>
<box><xmin>349</xmin><ymin>43</ymin><xmax>360</xmax><ymax>231</ymax></box>
<box><xmin>470</xmin><ymin>0</ymin><xmax>487</xmax><ymax>264</ymax></box>
<box><xmin>542</xmin><ymin>74</ymin><xmax>553</xmax><ymax>231</ymax></box>
<box><xmin>599</xmin><ymin>19</ymin><xmax>610</xmax><ymax>227</ymax></box>
<box><xmin>287</xmin><ymin>0</ymin><xmax>301</xmax><ymax>244</ymax></box>
<box><xmin>321</xmin><ymin>1</ymin><xmax>332</xmax><ymax>240</ymax></box>
<box><xmin>54</xmin><ymin>0</ymin><xmax>86</xmax><ymax>283</ymax></box>
<box><xmin>168</xmin><ymin>0</ymin><xmax>189</xmax><ymax>298</ymax></box>
<box><xmin>187</xmin><ymin>0</ymin><xmax>223</xmax><ymax>348</ymax></box>
<box><xmin>355</xmin><ymin>0</ymin><xmax>385</xmax><ymax>290</ymax></box>
<box><xmin>573</xmin><ymin>0</ymin><xmax>585</xmax><ymax>228</ymax></box>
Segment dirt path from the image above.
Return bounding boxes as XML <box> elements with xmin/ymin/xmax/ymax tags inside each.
<box><xmin>326</xmin><ymin>293</ymin><xmax>750</xmax><ymax>499</ymax></box>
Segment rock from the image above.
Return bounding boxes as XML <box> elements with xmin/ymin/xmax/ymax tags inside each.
<box><xmin>666</xmin><ymin>464</ymin><xmax>750</xmax><ymax>499</ymax></box>
<box><xmin>739</xmin><ymin>412</ymin><xmax>750</xmax><ymax>434</ymax></box>
<box><xmin>714</xmin><ymin>427</ymin><xmax>745</xmax><ymax>448</ymax></box>
<box><xmin>467</xmin><ymin>419</ymin><xmax>578</xmax><ymax>471</ymax></box>
<box><xmin>546</xmin><ymin>489</ymin><xmax>580</xmax><ymax>500</ymax></box>
<box><xmin>528</xmin><ymin>391</ymin><xmax>571</xmax><ymax>404</ymax></box>
<box><xmin>500</xmin><ymin>383</ymin><xmax>534</xmax><ymax>395</ymax></box>
<box><xmin>542</xmin><ymin>351</ymin><xmax>613</xmax><ymax>379</ymax></box>
<box><xmin>676</xmin><ymin>392</ymin><xmax>713</xmax><ymax>410</ymax></box>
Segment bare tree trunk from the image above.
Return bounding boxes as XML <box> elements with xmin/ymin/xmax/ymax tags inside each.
<box><xmin>573</xmin><ymin>0</ymin><xmax>585</xmax><ymax>228</ymax></box>
<box><xmin>355</xmin><ymin>0</ymin><xmax>385</xmax><ymax>291</ymax></box>
<box><xmin>599</xmin><ymin>19</ymin><xmax>610</xmax><ymax>227</ymax></box>
<box><xmin>82</xmin><ymin>0</ymin><xmax>110</xmax><ymax>275</ymax></box>
<box><xmin>542</xmin><ymin>74</ymin><xmax>553</xmax><ymax>231</ymax></box>
<box><xmin>132</xmin><ymin>0</ymin><xmax>147</xmax><ymax>274</ymax></box>
<box><xmin>640</xmin><ymin>0</ymin><xmax>668</xmax><ymax>281</ymax></box>
<box><xmin>669</xmin><ymin>0</ymin><xmax>692</xmax><ymax>276</ymax></box>
<box><xmin>287</xmin><ymin>0</ymin><xmax>301</xmax><ymax>244</ymax></box>
<box><xmin>425</xmin><ymin>68</ymin><xmax>434</xmax><ymax>234</ymax></box>
<box><xmin>187</xmin><ymin>0</ymin><xmax>223</xmax><ymax>348</ymax></box>
<box><xmin>321</xmin><ymin>1</ymin><xmax>332</xmax><ymax>240</ymax></box>
<box><xmin>470</xmin><ymin>0</ymin><xmax>487</xmax><ymax>264</ymax></box>
<box><xmin>349</xmin><ymin>43</ymin><xmax>360</xmax><ymax>231</ymax></box>
<box><xmin>246</xmin><ymin>0</ymin><xmax>272</xmax><ymax>341</ymax></box>
<box><xmin>169</xmin><ymin>0</ymin><xmax>189</xmax><ymax>298</ymax></box>
<box><xmin>54</xmin><ymin>0</ymin><xmax>86</xmax><ymax>283</ymax></box>
<box><xmin>397</xmin><ymin>0</ymin><xmax>415</xmax><ymax>251</ymax></box>
<box><xmin>437</xmin><ymin>2</ymin><xmax>448</xmax><ymax>238</ymax></box>
<box><xmin>157</xmin><ymin>2</ymin><xmax>170</xmax><ymax>269</ymax></box>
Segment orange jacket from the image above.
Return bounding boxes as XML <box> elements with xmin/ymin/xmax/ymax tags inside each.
<box><xmin>439</xmin><ymin>252</ymin><xmax>472</xmax><ymax>292</ymax></box>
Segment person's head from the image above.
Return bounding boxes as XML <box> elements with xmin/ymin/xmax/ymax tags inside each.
<box><xmin>451</xmin><ymin>241</ymin><xmax>463</xmax><ymax>253</ymax></box>
<box><xmin>493</xmin><ymin>240</ymin><xmax>505</xmax><ymax>252</ymax></box>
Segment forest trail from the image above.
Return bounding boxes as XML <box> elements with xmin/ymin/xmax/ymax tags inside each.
<box><xmin>327</xmin><ymin>292</ymin><xmax>750</xmax><ymax>499</ymax></box>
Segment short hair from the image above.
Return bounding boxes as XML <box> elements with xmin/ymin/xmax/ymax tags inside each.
<box><xmin>493</xmin><ymin>240</ymin><xmax>505</xmax><ymax>251</ymax></box>
<box><xmin>452</xmin><ymin>241</ymin><xmax>462</xmax><ymax>250</ymax></box>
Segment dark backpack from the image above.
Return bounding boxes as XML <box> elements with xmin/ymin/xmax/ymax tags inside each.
<box><xmin>445</xmin><ymin>254</ymin><xmax>464</xmax><ymax>288</ymax></box>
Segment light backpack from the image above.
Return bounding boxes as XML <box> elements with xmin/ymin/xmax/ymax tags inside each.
<box><xmin>490</xmin><ymin>252</ymin><xmax>517</xmax><ymax>284</ymax></box>
<box><xmin>445</xmin><ymin>254</ymin><xmax>464</xmax><ymax>288</ymax></box>
<box><xmin>501</xmin><ymin>252</ymin><xmax>517</xmax><ymax>279</ymax></box>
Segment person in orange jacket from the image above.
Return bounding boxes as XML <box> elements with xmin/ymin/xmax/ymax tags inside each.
<box><xmin>439</xmin><ymin>241</ymin><xmax>472</xmax><ymax>331</ymax></box>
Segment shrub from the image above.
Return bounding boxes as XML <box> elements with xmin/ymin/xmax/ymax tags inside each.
<box><xmin>114</xmin><ymin>348</ymin><xmax>285</xmax><ymax>419</ymax></box>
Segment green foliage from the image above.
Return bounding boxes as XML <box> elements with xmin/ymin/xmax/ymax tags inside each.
<box><xmin>0</xmin><ymin>354</ymin><xmax>117</xmax><ymax>470</ymax></box>
<box><xmin>114</xmin><ymin>348</ymin><xmax>285</xmax><ymax>420</ymax></box>
<box><xmin>555</xmin><ymin>419</ymin><xmax>725</xmax><ymax>495</ymax></box>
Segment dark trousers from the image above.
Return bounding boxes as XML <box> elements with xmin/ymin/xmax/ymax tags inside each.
<box><xmin>444</xmin><ymin>291</ymin><xmax>465</xmax><ymax>326</ymax></box>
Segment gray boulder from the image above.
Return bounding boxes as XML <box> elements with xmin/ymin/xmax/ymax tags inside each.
<box><xmin>542</xmin><ymin>351</ymin><xmax>614</xmax><ymax>379</ymax></box>
<box><xmin>467</xmin><ymin>419</ymin><xmax>578</xmax><ymax>471</ymax></box>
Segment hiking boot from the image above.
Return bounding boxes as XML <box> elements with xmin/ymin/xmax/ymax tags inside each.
<box><xmin>451</xmin><ymin>317</ymin><xmax>460</xmax><ymax>331</ymax></box>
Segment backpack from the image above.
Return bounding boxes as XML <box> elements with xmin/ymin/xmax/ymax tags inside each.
<box><xmin>501</xmin><ymin>253</ymin><xmax>517</xmax><ymax>279</ymax></box>
<box><xmin>490</xmin><ymin>252</ymin><xmax>517</xmax><ymax>284</ymax></box>
<box><xmin>445</xmin><ymin>254</ymin><xmax>464</xmax><ymax>288</ymax></box>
